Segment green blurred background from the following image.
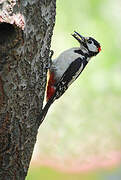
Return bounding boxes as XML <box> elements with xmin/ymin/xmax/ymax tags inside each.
<box><xmin>27</xmin><ymin>0</ymin><xmax>121</xmax><ymax>179</ymax></box>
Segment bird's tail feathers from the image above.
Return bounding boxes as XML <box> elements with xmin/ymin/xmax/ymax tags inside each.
<box><xmin>39</xmin><ymin>95</ymin><xmax>55</xmax><ymax>124</ymax></box>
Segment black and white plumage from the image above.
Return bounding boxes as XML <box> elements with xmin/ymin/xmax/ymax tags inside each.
<box><xmin>40</xmin><ymin>31</ymin><xmax>101</xmax><ymax>123</ymax></box>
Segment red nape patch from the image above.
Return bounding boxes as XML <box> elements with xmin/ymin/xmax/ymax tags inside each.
<box><xmin>46</xmin><ymin>71</ymin><xmax>56</xmax><ymax>102</ymax></box>
<box><xmin>98</xmin><ymin>47</ymin><xmax>101</xmax><ymax>52</ymax></box>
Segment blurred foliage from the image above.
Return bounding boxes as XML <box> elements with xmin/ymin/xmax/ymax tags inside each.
<box><xmin>26</xmin><ymin>166</ymin><xmax>121</xmax><ymax>180</ymax></box>
<box><xmin>27</xmin><ymin>0</ymin><xmax>121</xmax><ymax>179</ymax></box>
<box><xmin>26</xmin><ymin>167</ymin><xmax>99</xmax><ymax>180</ymax></box>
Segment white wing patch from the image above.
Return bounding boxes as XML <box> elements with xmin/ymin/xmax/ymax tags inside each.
<box><xmin>51</xmin><ymin>47</ymin><xmax>85</xmax><ymax>82</ymax></box>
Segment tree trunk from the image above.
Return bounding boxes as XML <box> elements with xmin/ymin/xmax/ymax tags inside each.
<box><xmin>0</xmin><ymin>0</ymin><xmax>56</xmax><ymax>179</ymax></box>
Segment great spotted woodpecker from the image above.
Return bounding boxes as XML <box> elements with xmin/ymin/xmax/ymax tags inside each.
<box><xmin>40</xmin><ymin>31</ymin><xmax>101</xmax><ymax>123</ymax></box>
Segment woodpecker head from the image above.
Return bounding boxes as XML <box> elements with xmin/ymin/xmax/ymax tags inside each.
<box><xmin>72</xmin><ymin>31</ymin><xmax>101</xmax><ymax>57</ymax></box>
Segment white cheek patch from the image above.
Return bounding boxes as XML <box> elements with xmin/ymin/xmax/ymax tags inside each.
<box><xmin>87</xmin><ymin>42</ymin><xmax>98</xmax><ymax>52</ymax></box>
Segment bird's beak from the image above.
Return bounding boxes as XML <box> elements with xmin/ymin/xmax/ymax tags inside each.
<box><xmin>72</xmin><ymin>31</ymin><xmax>85</xmax><ymax>44</ymax></box>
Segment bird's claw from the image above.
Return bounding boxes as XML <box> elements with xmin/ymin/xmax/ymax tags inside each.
<box><xmin>46</xmin><ymin>50</ymin><xmax>54</xmax><ymax>69</ymax></box>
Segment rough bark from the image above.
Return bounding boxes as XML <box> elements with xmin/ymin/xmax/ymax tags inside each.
<box><xmin>0</xmin><ymin>0</ymin><xmax>56</xmax><ymax>179</ymax></box>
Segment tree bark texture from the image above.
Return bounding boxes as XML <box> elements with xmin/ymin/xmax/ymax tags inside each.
<box><xmin>0</xmin><ymin>0</ymin><xmax>56</xmax><ymax>179</ymax></box>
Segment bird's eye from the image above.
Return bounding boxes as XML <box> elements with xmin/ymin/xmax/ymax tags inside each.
<box><xmin>87</xmin><ymin>40</ymin><xmax>92</xmax><ymax>44</ymax></box>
